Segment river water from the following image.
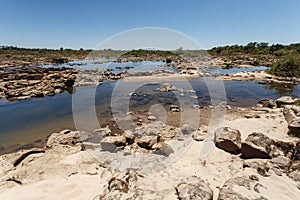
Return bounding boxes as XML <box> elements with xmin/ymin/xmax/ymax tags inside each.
<box><xmin>0</xmin><ymin>62</ymin><xmax>299</xmax><ymax>154</ymax></box>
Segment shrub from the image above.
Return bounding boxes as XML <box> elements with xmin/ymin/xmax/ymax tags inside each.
<box><xmin>269</xmin><ymin>55</ymin><xmax>300</xmax><ymax>77</ymax></box>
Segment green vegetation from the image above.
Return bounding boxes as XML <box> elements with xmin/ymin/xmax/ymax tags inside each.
<box><xmin>209</xmin><ymin>42</ymin><xmax>300</xmax><ymax>77</ymax></box>
<box><xmin>268</xmin><ymin>55</ymin><xmax>300</xmax><ymax>77</ymax></box>
<box><xmin>1</xmin><ymin>43</ymin><xmax>300</xmax><ymax>78</ymax></box>
<box><xmin>122</xmin><ymin>49</ymin><xmax>179</xmax><ymax>60</ymax></box>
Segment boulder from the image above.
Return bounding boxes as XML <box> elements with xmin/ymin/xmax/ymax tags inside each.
<box><xmin>176</xmin><ymin>176</ymin><xmax>213</xmax><ymax>200</ymax></box>
<box><xmin>170</xmin><ymin>104</ymin><xmax>181</xmax><ymax>112</ymax></box>
<box><xmin>135</xmin><ymin>136</ymin><xmax>158</xmax><ymax>150</ymax></box>
<box><xmin>294</xmin><ymin>141</ymin><xmax>300</xmax><ymax>160</ymax></box>
<box><xmin>100</xmin><ymin>136</ymin><xmax>126</xmax><ymax>152</ymax></box>
<box><xmin>218</xmin><ymin>176</ymin><xmax>268</xmax><ymax>200</ymax></box>
<box><xmin>274</xmin><ymin>140</ymin><xmax>294</xmax><ymax>156</ymax></box>
<box><xmin>152</xmin><ymin>142</ymin><xmax>174</xmax><ymax>157</ymax></box>
<box><xmin>215</xmin><ymin>127</ymin><xmax>241</xmax><ymax>154</ymax></box>
<box><xmin>283</xmin><ymin>105</ymin><xmax>300</xmax><ymax>125</ymax></box>
<box><xmin>46</xmin><ymin>129</ymin><xmax>82</xmax><ymax>148</ymax></box>
<box><xmin>288</xmin><ymin>118</ymin><xmax>300</xmax><ymax>136</ymax></box>
<box><xmin>288</xmin><ymin>160</ymin><xmax>300</xmax><ymax>182</ymax></box>
<box><xmin>276</xmin><ymin>96</ymin><xmax>295</xmax><ymax>107</ymax></box>
<box><xmin>123</xmin><ymin>130</ymin><xmax>135</xmax><ymax>145</ymax></box>
<box><xmin>268</xmin><ymin>156</ymin><xmax>292</xmax><ymax>175</ymax></box>
<box><xmin>241</xmin><ymin>132</ymin><xmax>274</xmax><ymax>159</ymax></box>
<box><xmin>192</xmin><ymin>130</ymin><xmax>206</xmax><ymax>142</ymax></box>
<box><xmin>258</xmin><ymin>99</ymin><xmax>277</xmax><ymax>108</ymax></box>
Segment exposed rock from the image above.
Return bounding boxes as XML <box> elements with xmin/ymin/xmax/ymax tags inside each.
<box><xmin>268</xmin><ymin>156</ymin><xmax>292</xmax><ymax>175</ymax></box>
<box><xmin>288</xmin><ymin>118</ymin><xmax>300</xmax><ymax>136</ymax></box>
<box><xmin>152</xmin><ymin>142</ymin><xmax>174</xmax><ymax>157</ymax></box>
<box><xmin>13</xmin><ymin>149</ymin><xmax>45</xmax><ymax>167</ymax></box>
<box><xmin>100</xmin><ymin>136</ymin><xmax>126</xmax><ymax>152</ymax></box>
<box><xmin>276</xmin><ymin>96</ymin><xmax>296</xmax><ymax>107</ymax></box>
<box><xmin>241</xmin><ymin>132</ymin><xmax>274</xmax><ymax>159</ymax></box>
<box><xmin>218</xmin><ymin>176</ymin><xmax>268</xmax><ymax>200</ymax></box>
<box><xmin>123</xmin><ymin>130</ymin><xmax>135</xmax><ymax>145</ymax></box>
<box><xmin>294</xmin><ymin>141</ymin><xmax>300</xmax><ymax>160</ymax></box>
<box><xmin>283</xmin><ymin>105</ymin><xmax>300</xmax><ymax>136</ymax></box>
<box><xmin>192</xmin><ymin>130</ymin><xmax>206</xmax><ymax>142</ymax></box>
<box><xmin>283</xmin><ymin>105</ymin><xmax>300</xmax><ymax>125</ymax></box>
<box><xmin>46</xmin><ymin>129</ymin><xmax>82</xmax><ymax>148</ymax></box>
<box><xmin>156</xmin><ymin>83</ymin><xmax>184</xmax><ymax>93</ymax></box>
<box><xmin>181</xmin><ymin>124</ymin><xmax>192</xmax><ymax>134</ymax></box>
<box><xmin>242</xmin><ymin>160</ymin><xmax>270</xmax><ymax>177</ymax></box>
<box><xmin>170</xmin><ymin>104</ymin><xmax>181</xmax><ymax>112</ymax></box>
<box><xmin>147</xmin><ymin>115</ymin><xmax>157</xmax><ymax>121</ymax></box>
<box><xmin>258</xmin><ymin>99</ymin><xmax>277</xmax><ymax>108</ymax></box>
<box><xmin>288</xmin><ymin>161</ymin><xmax>300</xmax><ymax>182</ymax></box>
<box><xmin>135</xmin><ymin>136</ymin><xmax>158</xmax><ymax>150</ymax></box>
<box><xmin>275</xmin><ymin>140</ymin><xmax>295</xmax><ymax>156</ymax></box>
<box><xmin>176</xmin><ymin>176</ymin><xmax>213</xmax><ymax>200</ymax></box>
<box><xmin>215</xmin><ymin>127</ymin><xmax>241</xmax><ymax>154</ymax></box>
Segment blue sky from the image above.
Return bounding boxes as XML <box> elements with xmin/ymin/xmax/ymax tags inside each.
<box><xmin>0</xmin><ymin>0</ymin><xmax>299</xmax><ymax>49</ymax></box>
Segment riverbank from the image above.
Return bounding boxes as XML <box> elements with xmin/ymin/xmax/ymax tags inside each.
<box><xmin>1</xmin><ymin>100</ymin><xmax>300</xmax><ymax>199</ymax></box>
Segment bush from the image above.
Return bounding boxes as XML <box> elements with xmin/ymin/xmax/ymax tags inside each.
<box><xmin>269</xmin><ymin>56</ymin><xmax>300</xmax><ymax>77</ymax></box>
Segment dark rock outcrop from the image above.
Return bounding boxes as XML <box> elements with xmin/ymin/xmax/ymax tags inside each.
<box><xmin>241</xmin><ymin>132</ymin><xmax>274</xmax><ymax>159</ymax></box>
<box><xmin>215</xmin><ymin>127</ymin><xmax>242</xmax><ymax>154</ymax></box>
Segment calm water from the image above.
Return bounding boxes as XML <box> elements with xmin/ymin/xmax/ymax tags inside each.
<box><xmin>207</xmin><ymin>66</ymin><xmax>268</xmax><ymax>74</ymax></box>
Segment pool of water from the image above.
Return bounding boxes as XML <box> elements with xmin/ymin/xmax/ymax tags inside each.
<box><xmin>0</xmin><ymin>78</ymin><xmax>299</xmax><ymax>155</ymax></box>
<box><xmin>207</xmin><ymin>66</ymin><xmax>268</xmax><ymax>74</ymax></box>
<box><xmin>43</xmin><ymin>60</ymin><xmax>168</xmax><ymax>73</ymax></box>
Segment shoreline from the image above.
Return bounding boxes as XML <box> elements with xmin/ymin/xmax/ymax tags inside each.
<box><xmin>1</xmin><ymin>101</ymin><xmax>300</xmax><ymax>199</ymax></box>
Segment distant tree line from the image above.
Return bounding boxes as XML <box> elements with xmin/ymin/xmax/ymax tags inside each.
<box><xmin>209</xmin><ymin>42</ymin><xmax>300</xmax><ymax>77</ymax></box>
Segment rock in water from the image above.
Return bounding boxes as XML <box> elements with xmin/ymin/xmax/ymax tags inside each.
<box><xmin>241</xmin><ymin>132</ymin><xmax>274</xmax><ymax>159</ymax></box>
<box><xmin>215</xmin><ymin>127</ymin><xmax>242</xmax><ymax>154</ymax></box>
<box><xmin>176</xmin><ymin>176</ymin><xmax>213</xmax><ymax>200</ymax></box>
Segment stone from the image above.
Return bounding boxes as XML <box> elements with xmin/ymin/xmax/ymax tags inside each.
<box><xmin>147</xmin><ymin>115</ymin><xmax>156</xmax><ymax>121</ymax></box>
<box><xmin>269</xmin><ymin>156</ymin><xmax>292</xmax><ymax>176</ymax></box>
<box><xmin>288</xmin><ymin>161</ymin><xmax>300</xmax><ymax>182</ymax></box>
<box><xmin>215</xmin><ymin>127</ymin><xmax>241</xmax><ymax>154</ymax></box>
<box><xmin>152</xmin><ymin>142</ymin><xmax>174</xmax><ymax>157</ymax></box>
<box><xmin>276</xmin><ymin>96</ymin><xmax>295</xmax><ymax>107</ymax></box>
<box><xmin>192</xmin><ymin>130</ymin><xmax>206</xmax><ymax>142</ymax></box>
<box><xmin>275</xmin><ymin>140</ymin><xmax>294</xmax><ymax>156</ymax></box>
<box><xmin>135</xmin><ymin>136</ymin><xmax>158</xmax><ymax>150</ymax></box>
<box><xmin>100</xmin><ymin>136</ymin><xmax>126</xmax><ymax>152</ymax></box>
<box><xmin>46</xmin><ymin>130</ymin><xmax>82</xmax><ymax>148</ymax></box>
<box><xmin>258</xmin><ymin>99</ymin><xmax>277</xmax><ymax>108</ymax></box>
<box><xmin>170</xmin><ymin>104</ymin><xmax>181</xmax><ymax>112</ymax></box>
<box><xmin>181</xmin><ymin>124</ymin><xmax>192</xmax><ymax>134</ymax></box>
<box><xmin>215</xmin><ymin>127</ymin><xmax>242</xmax><ymax>154</ymax></box>
<box><xmin>218</xmin><ymin>176</ymin><xmax>268</xmax><ymax>200</ymax></box>
<box><xmin>176</xmin><ymin>176</ymin><xmax>213</xmax><ymax>200</ymax></box>
<box><xmin>123</xmin><ymin>130</ymin><xmax>135</xmax><ymax>145</ymax></box>
<box><xmin>288</xmin><ymin>118</ymin><xmax>300</xmax><ymax>136</ymax></box>
<box><xmin>241</xmin><ymin>132</ymin><xmax>274</xmax><ymax>159</ymax></box>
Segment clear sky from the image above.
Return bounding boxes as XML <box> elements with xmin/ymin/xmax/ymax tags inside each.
<box><xmin>0</xmin><ymin>0</ymin><xmax>299</xmax><ymax>49</ymax></box>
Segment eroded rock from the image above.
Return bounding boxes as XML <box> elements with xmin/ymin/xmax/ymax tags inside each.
<box><xmin>241</xmin><ymin>132</ymin><xmax>274</xmax><ymax>159</ymax></box>
<box><xmin>215</xmin><ymin>127</ymin><xmax>241</xmax><ymax>154</ymax></box>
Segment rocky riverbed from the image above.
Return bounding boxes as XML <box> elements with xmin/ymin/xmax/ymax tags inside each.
<box><xmin>1</xmin><ymin>97</ymin><xmax>300</xmax><ymax>199</ymax></box>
